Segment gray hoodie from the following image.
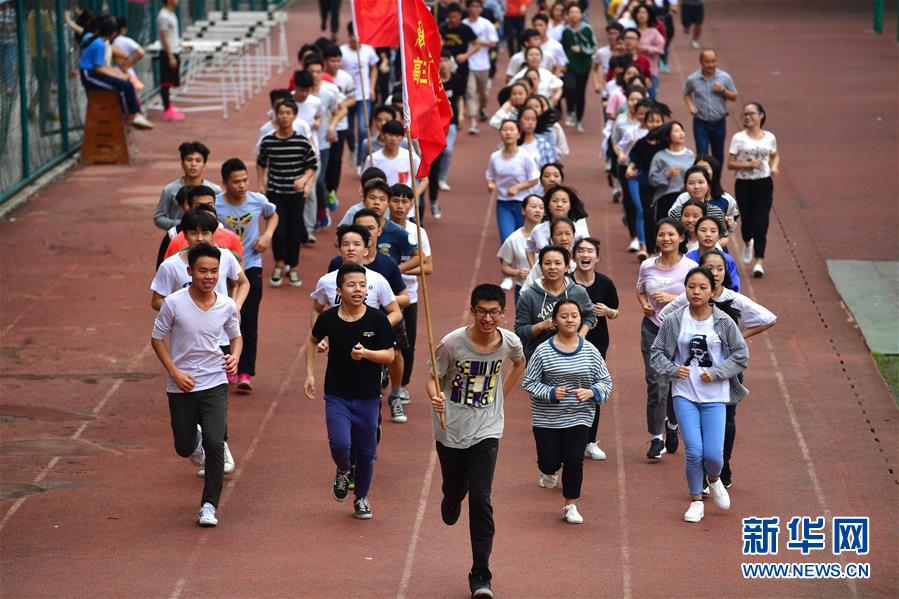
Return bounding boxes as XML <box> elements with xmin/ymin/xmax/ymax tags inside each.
<box><xmin>515</xmin><ymin>277</ymin><xmax>597</xmax><ymax>359</ymax></box>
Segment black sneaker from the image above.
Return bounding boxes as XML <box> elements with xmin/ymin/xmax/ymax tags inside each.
<box><xmin>332</xmin><ymin>469</ymin><xmax>350</xmax><ymax>502</ymax></box>
<box><xmin>354</xmin><ymin>496</ymin><xmax>373</xmax><ymax>519</ymax></box>
<box><xmin>469</xmin><ymin>574</ymin><xmax>494</xmax><ymax>599</ymax></box>
<box><xmin>441</xmin><ymin>496</ymin><xmax>461</xmax><ymax>526</ymax></box>
<box><xmin>646</xmin><ymin>438</ymin><xmax>666</xmax><ymax>460</ymax></box>
<box><xmin>665</xmin><ymin>427</ymin><xmax>679</xmax><ymax>454</ymax></box>
<box><xmin>720</xmin><ymin>462</ymin><xmax>732</xmax><ymax>488</ymax></box>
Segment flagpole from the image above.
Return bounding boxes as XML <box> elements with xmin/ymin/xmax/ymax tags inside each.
<box><xmin>405</xmin><ymin>128</ymin><xmax>445</xmax><ymax>431</ymax></box>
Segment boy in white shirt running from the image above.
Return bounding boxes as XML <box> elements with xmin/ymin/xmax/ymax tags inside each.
<box><xmin>150</xmin><ymin>244</ymin><xmax>243</xmax><ymax>527</ymax></box>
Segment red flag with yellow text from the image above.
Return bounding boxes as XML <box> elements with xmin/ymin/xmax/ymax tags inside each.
<box><xmin>397</xmin><ymin>0</ymin><xmax>452</xmax><ymax>178</ymax></box>
<box><xmin>350</xmin><ymin>0</ymin><xmax>399</xmax><ymax>47</ymax></box>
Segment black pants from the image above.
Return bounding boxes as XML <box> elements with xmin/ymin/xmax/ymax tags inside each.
<box><xmin>427</xmin><ymin>151</ymin><xmax>444</xmax><ymax>208</ymax></box>
<box><xmin>168</xmin><ymin>383</ymin><xmax>228</xmax><ymax>507</ymax></box>
<box><xmin>270</xmin><ymin>192</ymin><xmax>306</xmax><ymax>267</ymax></box>
<box><xmin>239</xmin><ymin>268</ymin><xmax>262</xmax><ymax>376</ymax></box>
<box><xmin>564</xmin><ymin>71</ymin><xmax>590</xmax><ymax>122</ymax></box>
<box><xmin>533</xmin><ymin>425</ymin><xmax>589</xmax><ymax>499</ymax></box>
<box><xmin>436</xmin><ymin>438</ymin><xmax>499</xmax><ymax>581</ymax></box>
<box><xmin>588</xmin><ymin>348</ymin><xmax>608</xmax><ymax>444</ymax></box>
<box><xmin>318</xmin><ymin>0</ymin><xmax>341</xmax><ymax>35</ymax></box>
<box><xmin>326</xmin><ymin>130</ymin><xmax>347</xmax><ymax>193</ymax></box>
<box><xmin>638</xmin><ymin>182</ymin><xmax>657</xmax><ymax>253</ymax></box>
<box><xmin>724</xmin><ymin>403</ymin><xmax>736</xmax><ymax>470</ymax></box>
<box><xmin>401</xmin><ymin>302</ymin><xmax>418</xmax><ymax>386</ymax></box>
<box><xmin>503</xmin><ymin>15</ymin><xmax>526</xmax><ymax>56</ymax></box>
<box><xmin>618</xmin><ymin>164</ymin><xmax>637</xmax><ymax>237</ymax></box>
<box><xmin>734</xmin><ymin>177</ymin><xmax>774</xmax><ymax>258</ymax></box>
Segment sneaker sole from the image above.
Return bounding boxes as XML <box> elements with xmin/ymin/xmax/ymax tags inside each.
<box><xmin>391</xmin><ymin>416</ymin><xmax>407</xmax><ymax>423</ymax></box>
<box><xmin>288</xmin><ymin>281</ymin><xmax>303</xmax><ymax>287</ymax></box>
<box><xmin>684</xmin><ymin>514</ymin><xmax>703</xmax><ymax>523</ymax></box>
<box><xmin>332</xmin><ymin>491</ymin><xmax>349</xmax><ymax>502</ymax></box>
<box><xmin>472</xmin><ymin>588</ymin><xmax>494</xmax><ymax>599</ymax></box>
<box><xmin>198</xmin><ymin>519</ymin><xmax>218</xmax><ymax>527</ymax></box>
<box><xmin>647</xmin><ymin>447</ymin><xmax>667</xmax><ymax>460</ymax></box>
<box><xmin>354</xmin><ymin>512</ymin><xmax>373</xmax><ymax>520</ymax></box>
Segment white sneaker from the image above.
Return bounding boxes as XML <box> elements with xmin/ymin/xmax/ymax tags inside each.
<box><xmin>223</xmin><ymin>442</ymin><xmax>235</xmax><ymax>474</ymax></box>
<box><xmin>753</xmin><ymin>263</ymin><xmax>765</xmax><ymax>278</ymax></box>
<box><xmin>538</xmin><ymin>472</ymin><xmax>558</xmax><ymax>489</ymax></box>
<box><xmin>500</xmin><ymin>276</ymin><xmax>514</xmax><ymax>291</ymax></box>
<box><xmin>189</xmin><ymin>426</ymin><xmax>205</xmax><ymax>467</ymax></box>
<box><xmin>438</xmin><ymin>180</ymin><xmax>451</xmax><ymax>192</ymax></box>
<box><xmin>269</xmin><ymin>266</ymin><xmax>283</xmax><ymax>287</ymax></box>
<box><xmin>708</xmin><ymin>479</ymin><xmax>731</xmax><ymax>510</ymax></box>
<box><xmin>741</xmin><ymin>240</ymin><xmax>753</xmax><ymax>264</ymax></box>
<box><xmin>684</xmin><ymin>500</ymin><xmax>704</xmax><ymax>523</ymax></box>
<box><xmin>690</xmin><ymin>39</ymin><xmax>701</xmax><ymax>49</ymax></box>
<box><xmin>584</xmin><ymin>442</ymin><xmax>607</xmax><ymax>460</ymax></box>
<box><xmin>627</xmin><ymin>238</ymin><xmax>640</xmax><ymax>253</ymax></box>
<box><xmin>131</xmin><ymin>114</ymin><xmax>154</xmax><ymax>129</ymax></box>
<box><xmin>562</xmin><ymin>504</ymin><xmax>584</xmax><ymax>524</ymax></box>
<box><xmin>564</xmin><ymin>114</ymin><xmax>576</xmax><ymax>128</ymax></box>
<box><xmin>575</xmin><ymin>122</ymin><xmax>585</xmax><ymax>133</ymax></box>
<box><xmin>198</xmin><ymin>502</ymin><xmax>218</xmax><ymax>527</ymax></box>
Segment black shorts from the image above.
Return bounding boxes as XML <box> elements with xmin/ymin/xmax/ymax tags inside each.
<box><xmin>681</xmin><ymin>4</ymin><xmax>705</xmax><ymax>27</ymax></box>
<box><xmin>158</xmin><ymin>52</ymin><xmax>181</xmax><ymax>87</ymax></box>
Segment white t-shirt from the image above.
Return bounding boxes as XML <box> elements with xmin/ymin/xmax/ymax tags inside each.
<box><xmin>729</xmin><ymin>130</ymin><xmax>778</xmax><ymax>180</ymax></box>
<box><xmin>465</xmin><ymin>17</ymin><xmax>499</xmax><ymax>71</ymax></box>
<box><xmin>485</xmin><ymin>149</ymin><xmax>540</xmax><ymax>202</ymax></box>
<box><xmin>658</xmin><ymin>288</ymin><xmax>777</xmax><ymax>331</ymax></box>
<box><xmin>113</xmin><ymin>35</ymin><xmax>141</xmax><ymax>59</ymax></box>
<box><xmin>151</xmin><ymin>289</ymin><xmax>241</xmax><ymax>393</ymax></box>
<box><xmin>510</xmin><ymin>66</ymin><xmax>563</xmax><ymax>98</ymax></box>
<box><xmin>156</xmin><ymin>8</ymin><xmax>180</xmax><ymax>52</ymax></box>
<box><xmin>402</xmin><ymin>221</ymin><xmax>431</xmax><ymax>303</ymax></box>
<box><xmin>672</xmin><ymin>310</ymin><xmax>729</xmax><ymax>403</ymax></box>
<box><xmin>526</xmin><ymin>218</ymin><xmax>590</xmax><ymax>253</ymax></box>
<box><xmin>496</xmin><ymin>227</ymin><xmax>532</xmax><ymax>287</ymax></box>
<box><xmin>362</xmin><ymin>148</ymin><xmax>421</xmax><ymax>186</ymax></box>
<box><xmin>340</xmin><ymin>43</ymin><xmax>379</xmax><ymax>100</ymax></box>
<box><xmin>151</xmin><ymin>249</ymin><xmax>242</xmax><ymax>345</ymax></box>
<box><xmin>505</xmin><ymin>51</ymin><xmax>556</xmax><ymax>77</ymax></box>
<box><xmin>592</xmin><ymin>45</ymin><xmax>612</xmax><ymax>74</ymax></box>
<box><xmin>548</xmin><ymin>23</ymin><xmax>566</xmax><ymax>42</ymax></box>
<box><xmin>313</xmin><ymin>81</ymin><xmax>344</xmax><ymax>149</ymax></box>
<box><xmin>332</xmin><ymin>69</ymin><xmax>355</xmax><ymax>131</ymax></box>
<box><xmin>295</xmin><ymin>95</ymin><xmax>324</xmax><ymax>130</ymax></box>
<box><xmin>310</xmin><ymin>266</ymin><xmax>396</xmax><ymax>309</ymax></box>
<box><xmin>253</xmin><ymin>117</ymin><xmax>315</xmax><ymax>156</ymax></box>
<box><xmin>541</xmin><ymin>37</ymin><xmax>568</xmax><ymax>67</ymax></box>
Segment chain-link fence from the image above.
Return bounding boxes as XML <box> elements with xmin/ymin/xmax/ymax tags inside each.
<box><xmin>1</xmin><ymin>0</ymin><xmax>286</xmax><ymax>204</ymax></box>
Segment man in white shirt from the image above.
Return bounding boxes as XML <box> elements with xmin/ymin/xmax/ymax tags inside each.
<box><xmin>361</xmin><ymin>120</ymin><xmax>428</xmax><ymax>204</ymax></box>
<box><xmin>532</xmin><ymin>13</ymin><xmax>567</xmax><ymax>76</ymax></box>
<box><xmin>150</xmin><ymin>243</ymin><xmax>243</xmax><ymax>528</ymax></box>
<box><xmin>505</xmin><ymin>27</ymin><xmax>556</xmax><ymax>83</ymax></box>
<box><xmin>340</xmin><ymin>23</ymin><xmax>379</xmax><ymax>157</ymax></box>
<box><xmin>464</xmin><ymin>0</ymin><xmax>499</xmax><ymax>135</ymax></box>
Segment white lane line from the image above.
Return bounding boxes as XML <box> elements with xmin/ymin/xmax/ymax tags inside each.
<box><xmin>397</xmin><ymin>194</ymin><xmax>495</xmax><ymax>599</ymax></box>
<box><xmin>0</xmin><ymin>345</ymin><xmax>151</xmax><ymax>533</ymax></box>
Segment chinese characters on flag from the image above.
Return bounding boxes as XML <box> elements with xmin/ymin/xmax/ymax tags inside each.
<box><xmin>397</xmin><ymin>0</ymin><xmax>452</xmax><ymax>178</ymax></box>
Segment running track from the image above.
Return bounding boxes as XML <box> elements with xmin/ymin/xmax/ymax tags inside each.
<box><xmin>1</xmin><ymin>1</ymin><xmax>896</xmax><ymax>597</ymax></box>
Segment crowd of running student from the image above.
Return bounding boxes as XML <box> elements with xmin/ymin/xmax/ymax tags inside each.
<box><xmin>147</xmin><ymin>2</ymin><xmax>779</xmax><ymax>598</ymax></box>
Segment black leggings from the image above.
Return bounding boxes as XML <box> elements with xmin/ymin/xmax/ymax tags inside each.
<box><xmin>325</xmin><ymin>130</ymin><xmax>347</xmax><ymax>193</ymax></box>
<box><xmin>504</xmin><ymin>16</ymin><xmax>526</xmax><ymax>56</ymax></box>
<box><xmin>401</xmin><ymin>303</ymin><xmax>418</xmax><ymax>386</ymax></box>
<box><xmin>533</xmin><ymin>425</ymin><xmax>590</xmax><ymax>499</ymax></box>
<box><xmin>618</xmin><ymin>164</ymin><xmax>637</xmax><ymax>238</ymax></box>
<box><xmin>565</xmin><ymin>71</ymin><xmax>590</xmax><ymax>122</ymax></box>
<box><xmin>734</xmin><ymin>177</ymin><xmax>774</xmax><ymax>258</ymax></box>
<box><xmin>318</xmin><ymin>0</ymin><xmax>341</xmax><ymax>35</ymax></box>
<box><xmin>238</xmin><ymin>268</ymin><xmax>262</xmax><ymax>376</ymax></box>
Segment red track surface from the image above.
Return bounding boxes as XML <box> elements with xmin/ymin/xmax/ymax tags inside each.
<box><xmin>1</xmin><ymin>1</ymin><xmax>896</xmax><ymax>597</ymax></box>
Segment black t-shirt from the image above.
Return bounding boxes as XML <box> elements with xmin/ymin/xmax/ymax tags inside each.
<box><xmin>440</xmin><ymin>23</ymin><xmax>476</xmax><ymax>58</ymax></box>
<box><xmin>311</xmin><ymin>306</ymin><xmax>393</xmax><ymax>399</ymax></box>
<box><xmin>629</xmin><ymin>138</ymin><xmax>662</xmax><ymax>176</ymax></box>
<box><xmin>576</xmin><ymin>272</ymin><xmax>619</xmax><ymax>357</ymax></box>
<box><xmin>442</xmin><ymin>72</ymin><xmax>466</xmax><ymax>125</ymax></box>
<box><xmin>328</xmin><ymin>254</ymin><xmax>406</xmax><ymax>294</ymax></box>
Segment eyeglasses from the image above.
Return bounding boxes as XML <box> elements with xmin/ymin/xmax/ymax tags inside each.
<box><xmin>473</xmin><ymin>308</ymin><xmax>503</xmax><ymax>319</ymax></box>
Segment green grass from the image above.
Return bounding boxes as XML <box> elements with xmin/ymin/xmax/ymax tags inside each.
<box><xmin>872</xmin><ymin>353</ymin><xmax>899</xmax><ymax>405</ymax></box>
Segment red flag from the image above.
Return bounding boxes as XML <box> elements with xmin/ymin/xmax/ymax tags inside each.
<box><xmin>398</xmin><ymin>0</ymin><xmax>452</xmax><ymax>178</ymax></box>
<box><xmin>350</xmin><ymin>0</ymin><xmax>399</xmax><ymax>47</ymax></box>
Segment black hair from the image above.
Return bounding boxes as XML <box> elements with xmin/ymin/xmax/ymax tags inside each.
<box><xmin>187</xmin><ymin>243</ymin><xmax>221</xmax><ymax>268</ymax></box>
<box><xmin>372</xmin><ymin>104</ymin><xmax>398</xmax><ymax>121</ymax></box>
<box><xmin>390</xmin><ymin>183</ymin><xmax>414</xmax><ymax>199</ymax></box>
<box><xmin>573</xmin><ymin>236</ymin><xmax>601</xmax><ymax>255</ymax></box>
<box><xmin>499</xmin><ymin>118</ymin><xmax>520</xmax><ymax>132</ymax></box>
<box><xmin>549</xmin><ymin>216</ymin><xmax>576</xmax><ymax>240</ymax></box>
<box><xmin>606</xmin><ymin>21</ymin><xmax>625</xmax><ymax>33</ymax></box>
<box><xmin>298</xmin><ymin>43</ymin><xmax>319</xmax><ymax>60</ymax></box>
<box><xmin>632</xmin><ymin>3</ymin><xmax>657</xmax><ymax>26</ymax></box>
<box><xmin>353</xmin><ymin>207</ymin><xmax>382</xmax><ymax>225</ymax></box>
<box><xmin>360</xmin><ymin>166</ymin><xmax>387</xmax><ymax>186</ymax></box>
<box><xmin>540</xmin><ymin>161</ymin><xmax>565</xmax><ymax>182</ymax></box>
<box><xmin>538</xmin><ymin>244</ymin><xmax>571</xmax><ymax>266</ymax></box>
<box><xmin>362</xmin><ymin>179</ymin><xmax>392</xmax><ymax>200</ymax></box>
<box><xmin>521</xmin><ymin>194</ymin><xmax>544</xmax><ymax>212</ymax></box>
<box><xmin>551</xmin><ymin>298</ymin><xmax>582</xmax><ymax>320</ymax></box>
<box><xmin>624</xmin><ymin>84</ymin><xmax>648</xmax><ymax>100</ymax></box>
<box><xmin>520</xmin><ymin>27</ymin><xmax>540</xmax><ymax>44</ymax></box>
<box><xmin>188</xmin><ymin>185</ymin><xmax>217</xmax><ymax>206</ymax></box>
<box><xmin>347</xmin><ymin>21</ymin><xmax>354</xmax><ymax>35</ymax></box>
<box><xmin>446</xmin><ymin>2</ymin><xmax>463</xmax><ymax>14</ymax></box>
<box><xmin>643</xmin><ymin>106</ymin><xmax>668</xmax><ymax>126</ymax></box>
<box><xmin>313</xmin><ymin>37</ymin><xmax>333</xmax><ymax>51</ymax></box>
<box><xmin>745</xmin><ymin>101</ymin><xmax>767</xmax><ymax>127</ymax></box>
<box><xmin>497</xmin><ymin>81</ymin><xmax>530</xmax><ymax>106</ymax></box>
<box><xmin>303</xmin><ymin>53</ymin><xmax>324</xmax><ymax>68</ymax></box>
<box><xmin>293</xmin><ymin>70</ymin><xmax>314</xmax><ymax>89</ymax></box>
<box><xmin>337</xmin><ymin>263</ymin><xmax>366</xmax><ymax>287</ymax></box>
<box><xmin>657</xmin><ymin>121</ymin><xmax>685</xmax><ymax>149</ymax></box>
<box><xmin>381</xmin><ymin>119</ymin><xmax>405</xmax><ymax>136</ymax></box>
<box><xmin>689</xmin><ymin>263</ymin><xmax>742</xmax><ymax>322</ymax></box>
<box><xmin>175</xmin><ymin>186</ymin><xmax>192</xmax><ymax>209</ymax></box>
<box><xmin>543</xmin><ymin>184</ymin><xmax>588</xmax><ymax>221</ymax></box>
<box><xmin>525</xmin><ymin>45</ymin><xmax>544</xmax><ymax>58</ymax></box>
<box><xmin>322</xmin><ymin>45</ymin><xmax>342</xmax><ymax>59</ymax></box>
<box><xmin>699</xmin><ymin>249</ymin><xmax>735</xmax><ymax>291</ymax></box>
<box><xmin>221</xmin><ymin>158</ymin><xmax>247</xmax><ymax>182</ymax></box>
<box><xmin>623</xmin><ymin>27</ymin><xmax>641</xmax><ymax>39</ymax></box>
<box><xmin>694</xmin><ymin>154</ymin><xmax>725</xmax><ymax>198</ymax></box>
<box><xmin>181</xmin><ymin>210</ymin><xmax>218</xmax><ymax>234</ymax></box>
<box><xmin>531</xmin><ymin>13</ymin><xmax>549</xmax><ymax>24</ymax></box>
<box><xmin>179</xmin><ymin>141</ymin><xmax>210</xmax><ymax>162</ymax></box>
<box><xmin>685</xmin><ymin>266</ymin><xmax>716</xmax><ymax>291</ymax></box>
<box><xmin>609</xmin><ymin>54</ymin><xmax>633</xmax><ymax>72</ymax></box>
<box><xmin>336</xmin><ymin>224</ymin><xmax>371</xmax><ymax>247</ymax></box>
<box><xmin>96</xmin><ymin>15</ymin><xmax>118</xmax><ymax>37</ymax></box>
<box><xmin>269</xmin><ymin>88</ymin><xmax>293</xmax><ymax>106</ymax></box>
<box><xmin>277</xmin><ymin>99</ymin><xmax>298</xmax><ymax>115</ymax></box>
<box><xmin>116</xmin><ymin>16</ymin><xmax>127</xmax><ymax>30</ymax></box>
<box><xmin>470</xmin><ymin>283</ymin><xmax>506</xmax><ymax>309</ymax></box>
<box><xmin>194</xmin><ymin>203</ymin><xmax>217</xmax><ymax>217</ymax></box>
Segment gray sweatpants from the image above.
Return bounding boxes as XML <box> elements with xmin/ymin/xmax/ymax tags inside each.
<box><xmin>640</xmin><ymin>317</ymin><xmax>675</xmax><ymax>436</ymax></box>
<box><xmin>168</xmin><ymin>383</ymin><xmax>228</xmax><ymax>508</ymax></box>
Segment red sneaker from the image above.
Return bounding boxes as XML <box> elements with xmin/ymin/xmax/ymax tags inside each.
<box><xmin>236</xmin><ymin>373</ymin><xmax>253</xmax><ymax>392</ymax></box>
<box><xmin>162</xmin><ymin>107</ymin><xmax>185</xmax><ymax>122</ymax></box>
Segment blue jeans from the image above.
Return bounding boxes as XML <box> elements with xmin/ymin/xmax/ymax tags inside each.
<box><xmin>627</xmin><ymin>177</ymin><xmax>646</xmax><ymax>244</ymax></box>
<box><xmin>348</xmin><ymin>99</ymin><xmax>372</xmax><ymax>157</ymax></box>
<box><xmin>673</xmin><ymin>396</ymin><xmax>726</xmax><ymax>496</ymax></box>
<box><xmin>496</xmin><ymin>200</ymin><xmax>524</xmax><ymax>243</ymax></box>
<box><xmin>692</xmin><ymin>117</ymin><xmax>727</xmax><ymax>163</ymax></box>
<box><xmin>324</xmin><ymin>395</ymin><xmax>380</xmax><ymax>498</ymax></box>
<box><xmin>649</xmin><ymin>75</ymin><xmax>660</xmax><ymax>100</ymax></box>
<box><xmin>438</xmin><ymin>123</ymin><xmax>458</xmax><ymax>183</ymax></box>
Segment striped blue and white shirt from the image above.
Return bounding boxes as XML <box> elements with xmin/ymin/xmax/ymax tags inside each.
<box><xmin>523</xmin><ymin>337</ymin><xmax>613</xmax><ymax>429</ymax></box>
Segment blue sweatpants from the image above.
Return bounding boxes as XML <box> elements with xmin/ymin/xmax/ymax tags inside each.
<box><xmin>496</xmin><ymin>199</ymin><xmax>524</xmax><ymax>243</ymax></box>
<box><xmin>673</xmin><ymin>396</ymin><xmax>726</xmax><ymax>496</ymax></box>
<box><xmin>324</xmin><ymin>395</ymin><xmax>379</xmax><ymax>498</ymax></box>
